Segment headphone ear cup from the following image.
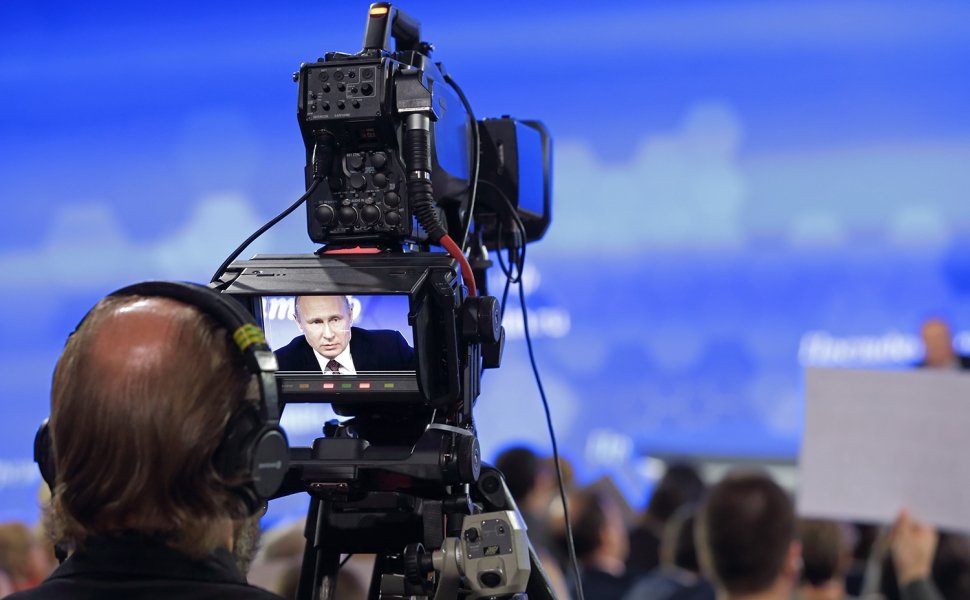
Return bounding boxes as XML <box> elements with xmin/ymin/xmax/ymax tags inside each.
<box><xmin>249</xmin><ymin>427</ymin><xmax>289</xmax><ymax>500</ymax></box>
<box><xmin>34</xmin><ymin>420</ymin><xmax>55</xmax><ymax>489</ymax></box>
<box><xmin>214</xmin><ymin>406</ymin><xmax>289</xmax><ymax>516</ymax></box>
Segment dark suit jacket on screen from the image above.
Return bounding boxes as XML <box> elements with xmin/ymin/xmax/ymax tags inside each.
<box><xmin>274</xmin><ymin>327</ymin><xmax>415</xmax><ymax>372</ymax></box>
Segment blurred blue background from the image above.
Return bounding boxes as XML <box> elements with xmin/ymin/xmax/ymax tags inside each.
<box><xmin>2</xmin><ymin>0</ymin><xmax>970</xmax><ymax>523</ymax></box>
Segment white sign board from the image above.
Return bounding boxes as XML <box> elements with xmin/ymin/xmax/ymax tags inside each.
<box><xmin>799</xmin><ymin>368</ymin><xmax>970</xmax><ymax>532</ymax></box>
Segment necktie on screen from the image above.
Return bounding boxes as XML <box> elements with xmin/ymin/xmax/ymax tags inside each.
<box><xmin>326</xmin><ymin>359</ymin><xmax>341</xmax><ymax>374</ymax></box>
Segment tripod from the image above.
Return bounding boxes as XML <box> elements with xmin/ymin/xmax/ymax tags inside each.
<box><xmin>280</xmin><ymin>426</ymin><xmax>559</xmax><ymax>600</ymax></box>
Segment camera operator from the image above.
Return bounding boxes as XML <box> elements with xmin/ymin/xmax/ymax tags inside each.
<box><xmin>12</xmin><ymin>292</ymin><xmax>283</xmax><ymax>599</ymax></box>
<box><xmin>274</xmin><ymin>295</ymin><xmax>415</xmax><ymax>373</ymax></box>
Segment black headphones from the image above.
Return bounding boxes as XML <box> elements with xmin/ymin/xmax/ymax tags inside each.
<box><xmin>33</xmin><ymin>280</ymin><xmax>289</xmax><ymax>516</ymax></box>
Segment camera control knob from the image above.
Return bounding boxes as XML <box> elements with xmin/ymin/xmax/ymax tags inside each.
<box><xmin>361</xmin><ymin>82</ymin><xmax>374</xmax><ymax>96</ymax></box>
<box><xmin>373</xmin><ymin>173</ymin><xmax>387</xmax><ymax>188</ymax></box>
<box><xmin>338</xmin><ymin>206</ymin><xmax>358</xmax><ymax>226</ymax></box>
<box><xmin>347</xmin><ymin>155</ymin><xmax>364</xmax><ymax>170</ymax></box>
<box><xmin>314</xmin><ymin>204</ymin><xmax>335</xmax><ymax>226</ymax></box>
<box><xmin>457</xmin><ymin>434</ymin><xmax>481</xmax><ymax>482</ymax></box>
<box><xmin>383</xmin><ymin>191</ymin><xmax>400</xmax><ymax>207</ymax></box>
<box><xmin>371</xmin><ymin>151</ymin><xmax>387</xmax><ymax>169</ymax></box>
<box><xmin>349</xmin><ymin>173</ymin><xmax>366</xmax><ymax>190</ymax></box>
<box><xmin>361</xmin><ymin>205</ymin><xmax>380</xmax><ymax>225</ymax></box>
<box><xmin>462</xmin><ymin>296</ymin><xmax>501</xmax><ymax>344</ymax></box>
<box><xmin>385</xmin><ymin>210</ymin><xmax>401</xmax><ymax>226</ymax></box>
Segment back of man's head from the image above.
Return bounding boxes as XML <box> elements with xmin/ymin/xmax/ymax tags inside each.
<box><xmin>568</xmin><ymin>489</ymin><xmax>628</xmax><ymax>564</ymax></box>
<box><xmin>696</xmin><ymin>471</ymin><xmax>798</xmax><ymax>597</ymax></box>
<box><xmin>798</xmin><ymin>519</ymin><xmax>849</xmax><ymax>588</ymax></box>
<box><xmin>49</xmin><ymin>295</ymin><xmax>251</xmax><ymax>555</ymax></box>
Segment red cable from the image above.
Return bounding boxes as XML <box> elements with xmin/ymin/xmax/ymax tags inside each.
<box><xmin>439</xmin><ymin>234</ymin><xmax>477</xmax><ymax>297</ymax></box>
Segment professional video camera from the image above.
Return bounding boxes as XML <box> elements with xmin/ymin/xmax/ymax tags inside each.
<box><xmin>212</xmin><ymin>4</ymin><xmax>556</xmax><ymax>599</ymax></box>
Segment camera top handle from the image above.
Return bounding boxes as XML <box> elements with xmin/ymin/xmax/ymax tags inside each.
<box><xmin>363</xmin><ymin>2</ymin><xmax>422</xmax><ymax>54</ymax></box>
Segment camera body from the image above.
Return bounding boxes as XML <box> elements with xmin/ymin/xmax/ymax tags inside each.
<box><xmin>295</xmin><ymin>4</ymin><xmax>551</xmax><ymax>250</ymax></box>
<box><xmin>297</xmin><ymin>52</ymin><xmax>472</xmax><ymax>246</ymax></box>
<box><xmin>213</xmin><ymin>4</ymin><xmax>557</xmax><ymax>598</ymax></box>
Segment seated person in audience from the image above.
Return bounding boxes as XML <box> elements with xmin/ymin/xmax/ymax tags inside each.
<box><xmin>628</xmin><ymin>463</ymin><xmax>705</xmax><ymax>577</ymax></box>
<box><xmin>274</xmin><ymin>295</ymin><xmax>414</xmax><ymax>373</ymax></box>
<box><xmin>695</xmin><ymin>471</ymin><xmax>801</xmax><ymax>600</ymax></box>
<box><xmin>496</xmin><ymin>447</ymin><xmax>558</xmax><ymax>554</ymax></box>
<box><xmin>564</xmin><ymin>488</ymin><xmax>634</xmax><ymax>599</ymax></box>
<box><xmin>624</xmin><ymin>505</ymin><xmax>713</xmax><ymax>600</ymax></box>
<box><xmin>796</xmin><ymin>519</ymin><xmax>852</xmax><ymax>600</ymax></box>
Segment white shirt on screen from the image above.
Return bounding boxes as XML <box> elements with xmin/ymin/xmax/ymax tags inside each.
<box><xmin>311</xmin><ymin>346</ymin><xmax>357</xmax><ymax>375</ymax></box>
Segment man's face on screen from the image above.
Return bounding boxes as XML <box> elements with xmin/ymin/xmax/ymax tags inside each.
<box><xmin>295</xmin><ymin>296</ymin><xmax>352</xmax><ymax>359</ymax></box>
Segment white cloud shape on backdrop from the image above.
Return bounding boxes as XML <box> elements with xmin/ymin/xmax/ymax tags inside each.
<box><xmin>0</xmin><ymin>193</ymin><xmax>279</xmax><ymax>290</ymax></box>
<box><xmin>546</xmin><ymin>102</ymin><xmax>747</xmax><ymax>251</ymax></box>
<box><xmin>6</xmin><ymin>104</ymin><xmax>970</xmax><ymax>288</ymax></box>
<box><xmin>888</xmin><ymin>205</ymin><xmax>952</xmax><ymax>249</ymax></box>
<box><xmin>787</xmin><ymin>211</ymin><xmax>847</xmax><ymax>248</ymax></box>
<box><xmin>744</xmin><ymin>142</ymin><xmax>970</xmax><ymax>248</ymax></box>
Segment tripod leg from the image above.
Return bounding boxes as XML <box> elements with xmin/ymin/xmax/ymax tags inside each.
<box><xmin>297</xmin><ymin>498</ymin><xmax>339</xmax><ymax>600</ymax></box>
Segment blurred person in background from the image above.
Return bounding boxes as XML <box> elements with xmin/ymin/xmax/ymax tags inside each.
<box><xmin>846</xmin><ymin>523</ymin><xmax>877</xmax><ymax>596</ymax></box>
<box><xmin>623</xmin><ymin>505</ymin><xmax>713</xmax><ymax>600</ymax></box>
<box><xmin>495</xmin><ymin>446</ymin><xmax>572</xmax><ymax>599</ymax></box>
<box><xmin>695</xmin><ymin>471</ymin><xmax>801</xmax><ymax>600</ymax></box>
<box><xmin>248</xmin><ymin>519</ymin><xmax>371</xmax><ymax>600</ymax></box>
<box><xmin>628</xmin><ymin>463</ymin><xmax>706</xmax><ymax>577</ymax></box>
<box><xmin>563</xmin><ymin>488</ymin><xmax>634</xmax><ymax>599</ymax></box>
<box><xmin>874</xmin><ymin>512</ymin><xmax>967</xmax><ymax>600</ymax></box>
<box><xmin>796</xmin><ymin>519</ymin><xmax>853</xmax><ymax>600</ymax></box>
<box><xmin>917</xmin><ymin>318</ymin><xmax>970</xmax><ymax>370</ymax></box>
<box><xmin>0</xmin><ymin>523</ymin><xmax>50</xmax><ymax>594</ymax></box>
<box><xmin>495</xmin><ymin>446</ymin><xmax>559</xmax><ymax>553</ymax></box>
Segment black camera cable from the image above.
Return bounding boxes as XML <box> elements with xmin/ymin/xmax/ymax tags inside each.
<box><xmin>486</xmin><ymin>180</ymin><xmax>584</xmax><ymax>600</ymax></box>
<box><xmin>403</xmin><ymin>113</ymin><xmax>478</xmax><ymax>296</ymax></box>
<box><xmin>479</xmin><ymin>179</ymin><xmax>525</xmax><ymax>322</ymax></box>
<box><xmin>519</xmin><ymin>271</ymin><xmax>584</xmax><ymax>600</ymax></box>
<box><xmin>210</xmin><ymin>179</ymin><xmax>322</xmax><ymax>284</ymax></box>
<box><xmin>443</xmin><ymin>73</ymin><xmax>481</xmax><ymax>253</ymax></box>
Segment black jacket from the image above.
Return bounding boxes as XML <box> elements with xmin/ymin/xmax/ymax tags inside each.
<box><xmin>274</xmin><ymin>327</ymin><xmax>415</xmax><ymax>372</ymax></box>
<box><xmin>8</xmin><ymin>533</ymin><xmax>282</xmax><ymax>600</ymax></box>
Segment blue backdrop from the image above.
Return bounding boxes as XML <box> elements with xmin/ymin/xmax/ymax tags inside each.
<box><xmin>3</xmin><ymin>0</ymin><xmax>970</xmax><ymax>523</ymax></box>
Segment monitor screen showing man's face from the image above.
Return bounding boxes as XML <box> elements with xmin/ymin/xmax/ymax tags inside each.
<box><xmin>295</xmin><ymin>295</ymin><xmax>352</xmax><ymax>359</ymax></box>
<box><xmin>259</xmin><ymin>294</ymin><xmax>414</xmax><ymax>374</ymax></box>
